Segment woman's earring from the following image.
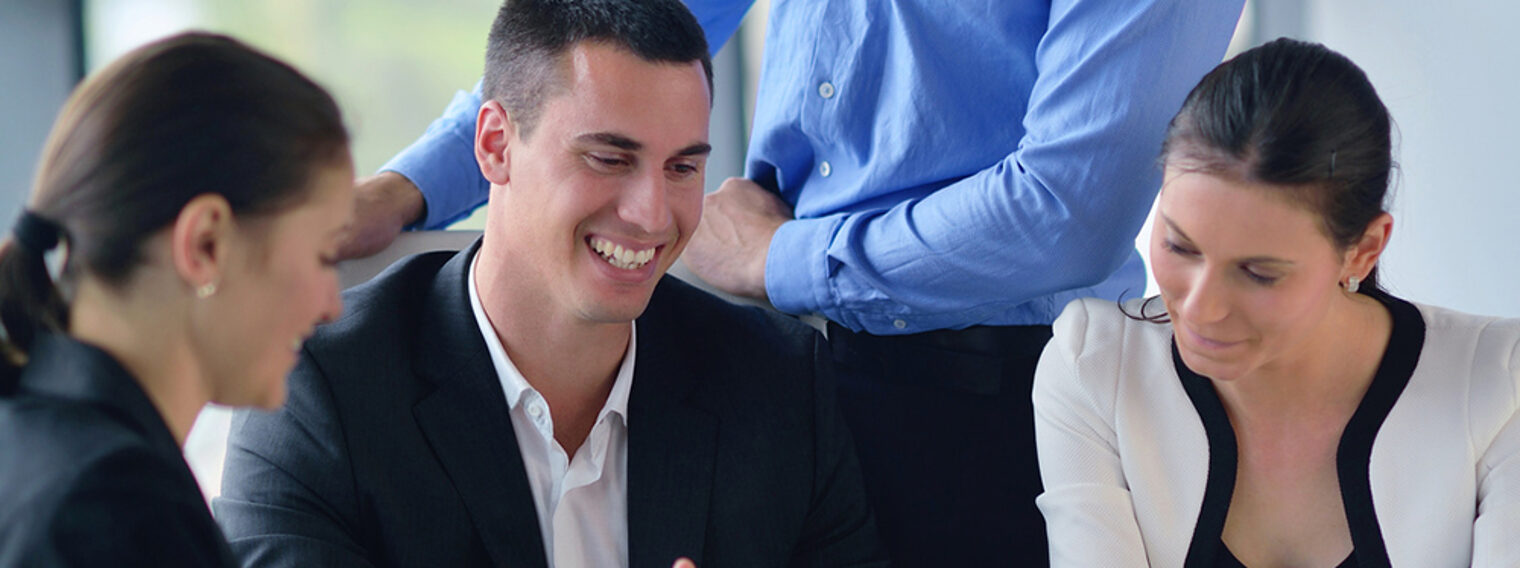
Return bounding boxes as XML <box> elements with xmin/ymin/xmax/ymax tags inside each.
<box><xmin>196</xmin><ymin>281</ymin><xmax>219</xmax><ymax>299</ymax></box>
<box><xmin>1344</xmin><ymin>276</ymin><xmax>1360</xmax><ymax>294</ymax></box>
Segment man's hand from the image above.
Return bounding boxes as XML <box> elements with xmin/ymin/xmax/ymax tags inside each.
<box><xmin>336</xmin><ymin>172</ymin><xmax>427</xmax><ymax>260</ymax></box>
<box><xmin>682</xmin><ymin>177</ymin><xmax>792</xmax><ymax>301</ymax></box>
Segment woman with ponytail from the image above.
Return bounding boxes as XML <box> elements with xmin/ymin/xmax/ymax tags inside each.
<box><xmin>0</xmin><ymin>32</ymin><xmax>352</xmax><ymax>566</ymax></box>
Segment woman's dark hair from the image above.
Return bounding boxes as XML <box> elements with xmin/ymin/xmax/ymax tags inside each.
<box><xmin>0</xmin><ymin>32</ymin><xmax>349</xmax><ymax>389</ymax></box>
<box><xmin>1133</xmin><ymin>38</ymin><xmax>1395</xmax><ymax>322</ymax></box>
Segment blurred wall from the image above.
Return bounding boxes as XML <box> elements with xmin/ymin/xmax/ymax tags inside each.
<box><xmin>0</xmin><ymin>0</ymin><xmax>80</xmax><ymax>225</ymax></box>
<box><xmin>1280</xmin><ymin>1</ymin><xmax>1520</xmax><ymax>317</ymax></box>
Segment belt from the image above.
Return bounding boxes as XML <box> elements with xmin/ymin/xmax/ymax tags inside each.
<box><xmin>826</xmin><ymin>321</ymin><xmax>1053</xmax><ymax>396</ymax></box>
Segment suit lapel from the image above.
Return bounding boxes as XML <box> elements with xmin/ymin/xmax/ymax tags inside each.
<box><xmin>626</xmin><ymin>280</ymin><xmax>719</xmax><ymax>568</ymax></box>
<box><xmin>410</xmin><ymin>241</ymin><xmax>548</xmax><ymax>568</ymax></box>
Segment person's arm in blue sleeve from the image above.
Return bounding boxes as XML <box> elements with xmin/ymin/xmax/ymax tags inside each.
<box><xmin>339</xmin><ymin>0</ymin><xmax>753</xmax><ymax>259</ymax></box>
<box><xmin>683</xmin><ymin>0</ymin><xmax>753</xmax><ymax>54</ymax></box>
<box><xmin>763</xmin><ymin>0</ymin><xmax>1244</xmax><ymax>333</ymax></box>
<box><xmin>379</xmin><ymin>81</ymin><xmax>490</xmax><ymax>231</ymax></box>
<box><xmin>334</xmin><ymin>84</ymin><xmax>486</xmax><ymax>260</ymax></box>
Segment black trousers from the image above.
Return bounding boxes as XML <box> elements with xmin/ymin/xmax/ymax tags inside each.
<box><xmin>828</xmin><ymin>322</ymin><xmax>1054</xmax><ymax>567</ymax></box>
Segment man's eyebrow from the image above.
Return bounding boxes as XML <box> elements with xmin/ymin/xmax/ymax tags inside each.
<box><xmin>677</xmin><ymin>143</ymin><xmax>712</xmax><ymax>157</ymax></box>
<box><xmin>576</xmin><ymin>132</ymin><xmax>711</xmax><ymax>158</ymax></box>
<box><xmin>575</xmin><ymin>132</ymin><xmax>641</xmax><ymax>151</ymax></box>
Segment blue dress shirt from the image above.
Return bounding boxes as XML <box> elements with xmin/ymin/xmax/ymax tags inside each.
<box><xmin>382</xmin><ymin>0</ymin><xmax>1244</xmax><ymax>335</ymax></box>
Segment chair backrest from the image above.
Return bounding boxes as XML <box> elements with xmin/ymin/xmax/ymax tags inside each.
<box><xmin>338</xmin><ymin>230</ymin><xmax>481</xmax><ymax>289</ymax></box>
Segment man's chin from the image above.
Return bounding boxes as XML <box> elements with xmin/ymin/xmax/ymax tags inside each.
<box><xmin>576</xmin><ymin>291</ymin><xmax>657</xmax><ymax>324</ymax></box>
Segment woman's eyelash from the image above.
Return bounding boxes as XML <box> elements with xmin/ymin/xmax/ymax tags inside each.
<box><xmin>1242</xmin><ymin>269</ymin><xmax>1278</xmax><ymax>285</ymax></box>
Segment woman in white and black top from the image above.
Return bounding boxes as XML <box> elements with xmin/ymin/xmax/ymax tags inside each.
<box><xmin>1033</xmin><ymin>38</ymin><xmax>1520</xmax><ymax>567</ymax></box>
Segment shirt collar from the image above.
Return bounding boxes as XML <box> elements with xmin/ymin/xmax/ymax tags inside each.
<box><xmin>466</xmin><ymin>253</ymin><xmax>634</xmax><ymax>424</ymax></box>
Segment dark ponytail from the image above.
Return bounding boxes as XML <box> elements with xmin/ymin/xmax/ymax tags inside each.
<box><xmin>0</xmin><ymin>213</ymin><xmax>68</xmax><ymax>391</ymax></box>
<box><xmin>0</xmin><ymin>32</ymin><xmax>349</xmax><ymax>390</ymax></box>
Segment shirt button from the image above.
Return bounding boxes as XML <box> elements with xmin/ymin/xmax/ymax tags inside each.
<box><xmin>819</xmin><ymin>161</ymin><xmax>832</xmax><ymax>177</ymax></box>
<box><xmin>893</xmin><ymin>319</ymin><xmax>907</xmax><ymax>330</ymax></box>
<box><xmin>527</xmin><ymin>405</ymin><xmax>543</xmax><ymax>417</ymax></box>
<box><xmin>818</xmin><ymin>81</ymin><xmax>835</xmax><ymax>99</ymax></box>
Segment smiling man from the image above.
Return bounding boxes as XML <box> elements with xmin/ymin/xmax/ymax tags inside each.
<box><xmin>212</xmin><ymin>1</ymin><xmax>884</xmax><ymax>567</ymax></box>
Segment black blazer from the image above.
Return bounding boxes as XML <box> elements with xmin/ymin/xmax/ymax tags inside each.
<box><xmin>0</xmin><ymin>334</ymin><xmax>236</xmax><ymax>567</ymax></box>
<box><xmin>215</xmin><ymin>242</ymin><xmax>886</xmax><ymax>568</ymax></box>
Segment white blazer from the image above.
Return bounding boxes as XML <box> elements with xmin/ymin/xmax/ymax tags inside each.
<box><xmin>1033</xmin><ymin>294</ymin><xmax>1520</xmax><ymax>567</ymax></box>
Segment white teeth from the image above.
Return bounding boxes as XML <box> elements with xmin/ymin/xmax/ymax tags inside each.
<box><xmin>589</xmin><ymin>236</ymin><xmax>656</xmax><ymax>270</ymax></box>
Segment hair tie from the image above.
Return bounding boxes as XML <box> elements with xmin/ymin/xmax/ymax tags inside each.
<box><xmin>12</xmin><ymin>211</ymin><xmax>61</xmax><ymax>254</ymax></box>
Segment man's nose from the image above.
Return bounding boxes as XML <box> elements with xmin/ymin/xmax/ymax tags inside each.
<box><xmin>619</xmin><ymin>169</ymin><xmax>673</xmax><ymax>234</ymax></box>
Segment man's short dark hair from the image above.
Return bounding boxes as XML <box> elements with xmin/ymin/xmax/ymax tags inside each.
<box><xmin>484</xmin><ymin>0</ymin><xmax>713</xmax><ymax>139</ymax></box>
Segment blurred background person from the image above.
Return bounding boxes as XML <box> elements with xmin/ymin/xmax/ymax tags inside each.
<box><xmin>0</xmin><ymin>32</ymin><xmax>352</xmax><ymax>566</ymax></box>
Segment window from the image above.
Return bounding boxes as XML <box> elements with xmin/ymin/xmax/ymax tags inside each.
<box><xmin>88</xmin><ymin>0</ymin><xmax>504</xmax><ymax>228</ymax></box>
<box><xmin>87</xmin><ymin>0</ymin><xmax>504</xmax><ymax>500</ymax></box>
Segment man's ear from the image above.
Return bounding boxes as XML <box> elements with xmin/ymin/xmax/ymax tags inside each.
<box><xmin>475</xmin><ymin>100</ymin><xmax>516</xmax><ymax>186</ymax></box>
<box><xmin>1344</xmin><ymin>212</ymin><xmax>1393</xmax><ymax>283</ymax></box>
<box><xmin>169</xmin><ymin>194</ymin><xmax>235</xmax><ymax>294</ymax></box>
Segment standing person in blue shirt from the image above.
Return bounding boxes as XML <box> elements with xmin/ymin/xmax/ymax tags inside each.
<box><xmin>340</xmin><ymin>1</ymin><xmax>1245</xmax><ymax>564</ymax></box>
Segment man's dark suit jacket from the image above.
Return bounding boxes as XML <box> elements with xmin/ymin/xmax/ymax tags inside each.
<box><xmin>0</xmin><ymin>333</ymin><xmax>236</xmax><ymax>567</ymax></box>
<box><xmin>214</xmin><ymin>242</ymin><xmax>886</xmax><ymax>567</ymax></box>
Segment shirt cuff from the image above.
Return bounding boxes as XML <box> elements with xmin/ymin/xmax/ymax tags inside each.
<box><xmin>765</xmin><ymin>214</ymin><xmax>844</xmax><ymax>319</ymax></box>
<box><xmin>378</xmin><ymin>87</ymin><xmax>489</xmax><ymax>230</ymax></box>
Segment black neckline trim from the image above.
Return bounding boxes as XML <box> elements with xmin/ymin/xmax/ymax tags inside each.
<box><xmin>1174</xmin><ymin>290</ymin><xmax>1425</xmax><ymax>568</ymax></box>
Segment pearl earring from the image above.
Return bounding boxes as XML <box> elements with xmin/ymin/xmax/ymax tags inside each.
<box><xmin>1345</xmin><ymin>276</ymin><xmax>1360</xmax><ymax>294</ymax></box>
<box><xmin>196</xmin><ymin>281</ymin><xmax>218</xmax><ymax>299</ymax></box>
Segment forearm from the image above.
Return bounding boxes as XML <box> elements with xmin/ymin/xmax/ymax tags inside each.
<box><xmin>765</xmin><ymin>0</ymin><xmax>1243</xmax><ymax>332</ymax></box>
<box><xmin>378</xmin><ymin>86</ymin><xmax>491</xmax><ymax>230</ymax></box>
<box><xmin>765</xmin><ymin>159</ymin><xmax>1148</xmax><ymax>332</ymax></box>
<box><xmin>337</xmin><ymin>172</ymin><xmax>426</xmax><ymax>260</ymax></box>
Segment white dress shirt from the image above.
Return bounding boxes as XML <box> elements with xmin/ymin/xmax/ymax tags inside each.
<box><xmin>468</xmin><ymin>257</ymin><xmax>633</xmax><ymax>568</ymax></box>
